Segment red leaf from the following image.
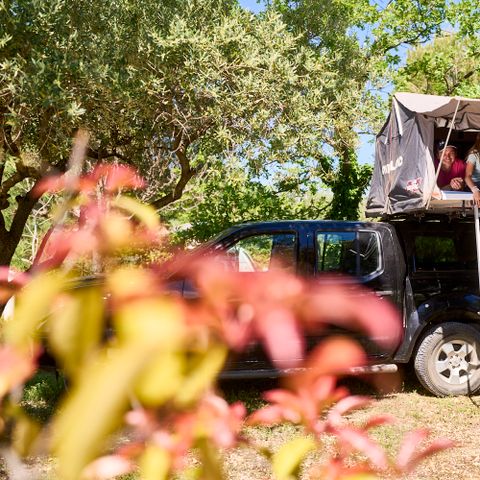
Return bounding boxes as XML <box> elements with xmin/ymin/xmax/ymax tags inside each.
<box><xmin>92</xmin><ymin>164</ymin><xmax>145</xmax><ymax>192</ymax></box>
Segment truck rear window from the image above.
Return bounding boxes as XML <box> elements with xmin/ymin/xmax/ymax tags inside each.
<box><xmin>414</xmin><ymin>235</ymin><xmax>476</xmax><ymax>271</ymax></box>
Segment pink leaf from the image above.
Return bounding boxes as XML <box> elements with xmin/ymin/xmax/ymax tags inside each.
<box><xmin>82</xmin><ymin>455</ymin><xmax>133</xmax><ymax>479</ymax></box>
<box><xmin>92</xmin><ymin>164</ymin><xmax>145</xmax><ymax>192</ymax></box>
<box><xmin>256</xmin><ymin>308</ymin><xmax>304</xmax><ymax>369</ymax></box>
<box><xmin>396</xmin><ymin>428</ymin><xmax>430</xmax><ymax>470</ymax></box>
<box><xmin>334</xmin><ymin>426</ymin><xmax>388</xmax><ymax>470</ymax></box>
<box><xmin>363</xmin><ymin>414</ymin><xmax>396</xmax><ymax>430</ymax></box>
<box><xmin>396</xmin><ymin>429</ymin><xmax>455</xmax><ymax>472</ymax></box>
<box><xmin>247</xmin><ymin>405</ymin><xmax>286</xmax><ymax>425</ymax></box>
<box><xmin>327</xmin><ymin>396</ymin><xmax>372</xmax><ymax>426</ymax></box>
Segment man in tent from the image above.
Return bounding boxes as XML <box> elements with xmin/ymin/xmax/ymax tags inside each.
<box><xmin>435</xmin><ymin>141</ymin><xmax>466</xmax><ymax>191</ymax></box>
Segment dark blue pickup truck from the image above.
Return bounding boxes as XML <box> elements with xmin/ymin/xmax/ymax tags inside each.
<box><xmin>183</xmin><ymin>217</ymin><xmax>480</xmax><ymax>397</ymax></box>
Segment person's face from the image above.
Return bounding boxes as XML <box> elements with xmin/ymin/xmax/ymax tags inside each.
<box><xmin>440</xmin><ymin>147</ymin><xmax>456</xmax><ymax>171</ymax></box>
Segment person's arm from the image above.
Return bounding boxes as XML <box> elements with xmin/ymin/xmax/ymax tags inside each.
<box><xmin>465</xmin><ymin>161</ymin><xmax>480</xmax><ymax>206</ymax></box>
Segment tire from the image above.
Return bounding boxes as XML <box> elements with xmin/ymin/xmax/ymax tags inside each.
<box><xmin>414</xmin><ymin>322</ymin><xmax>480</xmax><ymax>397</ymax></box>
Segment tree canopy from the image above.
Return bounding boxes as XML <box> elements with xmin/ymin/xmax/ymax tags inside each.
<box><xmin>1</xmin><ymin>0</ymin><xmax>338</xmax><ymax>265</ymax></box>
<box><xmin>2</xmin><ymin>0</ymin><xmax>480</xmax><ymax>264</ymax></box>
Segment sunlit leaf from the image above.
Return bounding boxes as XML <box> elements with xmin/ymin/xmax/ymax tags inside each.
<box><xmin>175</xmin><ymin>344</ymin><xmax>227</xmax><ymax>407</ymax></box>
<box><xmin>197</xmin><ymin>438</ymin><xmax>223</xmax><ymax>480</ymax></box>
<box><xmin>82</xmin><ymin>455</ymin><xmax>134</xmax><ymax>480</ymax></box>
<box><xmin>134</xmin><ymin>350</ymin><xmax>184</xmax><ymax>406</ymax></box>
<box><xmin>47</xmin><ymin>285</ymin><xmax>104</xmax><ymax>377</ymax></box>
<box><xmin>114</xmin><ymin>298</ymin><xmax>185</xmax><ymax>349</ymax></box>
<box><xmin>52</xmin><ymin>344</ymin><xmax>155</xmax><ymax>480</ymax></box>
<box><xmin>12</xmin><ymin>413</ymin><xmax>41</xmax><ymax>457</ymax></box>
<box><xmin>272</xmin><ymin>437</ymin><xmax>316</xmax><ymax>480</ymax></box>
<box><xmin>139</xmin><ymin>444</ymin><xmax>171</xmax><ymax>480</ymax></box>
<box><xmin>113</xmin><ymin>196</ymin><xmax>159</xmax><ymax>229</ymax></box>
<box><xmin>3</xmin><ymin>271</ymin><xmax>66</xmax><ymax>349</ymax></box>
<box><xmin>335</xmin><ymin>427</ymin><xmax>388</xmax><ymax>470</ymax></box>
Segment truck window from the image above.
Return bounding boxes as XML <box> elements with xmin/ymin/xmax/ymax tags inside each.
<box><xmin>413</xmin><ymin>235</ymin><xmax>476</xmax><ymax>271</ymax></box>
<box><xmin>316</xmin><ymin>231</ymin><xmax>380</xmax><ymax>277</ymax></box>
<box><xmin>225</xmin><ymin>233</ymin><xmax>297</xmax><ymax>273</ymax></box>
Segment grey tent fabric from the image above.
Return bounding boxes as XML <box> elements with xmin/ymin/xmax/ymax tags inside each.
<box><xmin>366</xmin><ymin>93</ymin><xmax>480</xmax><ymax>216</ymax></box>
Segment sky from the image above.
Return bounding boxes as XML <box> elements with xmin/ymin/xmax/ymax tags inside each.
<box><xmin>238</xmin><ymin>0</ymin><xmax>377</xmax><ymax>166</ymax></box>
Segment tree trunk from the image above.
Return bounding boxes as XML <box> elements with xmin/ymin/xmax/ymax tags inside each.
<box><xmin>0</xmin><ymin>191</ymin><xmax>39</xmax><ymax>267</ymax></box>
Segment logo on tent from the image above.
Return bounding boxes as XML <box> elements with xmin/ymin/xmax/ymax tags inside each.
<box><xmin>382</xmin><ymin>156</ymin><xmax>403</xmax><ymax>175</ymax></box>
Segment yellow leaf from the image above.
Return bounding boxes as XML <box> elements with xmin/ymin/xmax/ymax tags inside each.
<box><xmin>139</xmin><ymin>444</ymin><xmax>171</xmax><ymax>480</ymax></box>
<box><xmin>52</xmin><ymin>344</ymin><xmax>155</xmax><ymax>480</ymax></box>
<box><xmin>47</xmin><ymin>285</ymin><xmax>104</xmax><ymax>377</ymax></box>
<box><xmin>197</xmin><ymin>438</ymin><xmax>223</xmax><ymax>480</ymax></box>
<box><xmin>113</xmin><ymin>196</ymin><xmax>160</xmax><ymax>229</ymax></box>
<box><xmin>175</xmin><ymin>344</ymin><xmax>227</xmax><ymax>407</ymax></box>
<box><xmin>12</xmin><ymin>413</ymin><xmax>41</xmax><ymax>457</ymax></box>
<box><xmin>107</xmin><ymin>267</ymin><xmax>157</xmax><ymax>300</ymax></box>
<box><xmin>134</xmin><ymin>350</ymin><xmax>184</xmax><ymax>406</ymax></box>
<box><xmin>4</xmin><ymin>271</ymin><xmax>66</xmax><ymax>349</ymax></box>
<box><xmin>272</xmin><ymin>437</ymin><xmax>316</xmax><ymax>480</ymax></box>
<box><xmin>114</xmin><ymin>298</ymin><xmax>185</xmax><ymax>349</ymax></box>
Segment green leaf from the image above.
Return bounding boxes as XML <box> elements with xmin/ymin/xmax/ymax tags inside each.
<box><xmin>134</xmin><ymin>350</ymin><xmax>184</xmax><ymax>406</ymax></box>
<box><xmin>272</xmin><ymin>437</ymin><xmax>316</xmax><ymax>480</ymax></box>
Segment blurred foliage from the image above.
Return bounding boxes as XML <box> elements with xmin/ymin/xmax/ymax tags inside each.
<box><xmin>0</xmin><ymin>156</ymin><xmax>453</xmax><ymax>479</ymax></box>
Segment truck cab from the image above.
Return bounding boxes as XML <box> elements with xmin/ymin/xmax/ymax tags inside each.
<box><xmin>192</xmin><ymin>218</ymin><xmax>480</xmax><ymax>397</ymax></box>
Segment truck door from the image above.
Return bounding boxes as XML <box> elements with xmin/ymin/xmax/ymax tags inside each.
<box><xmin>312</xmin><ymin>226</ymin><xmax>400</xmax><ymax>360</ymax></box>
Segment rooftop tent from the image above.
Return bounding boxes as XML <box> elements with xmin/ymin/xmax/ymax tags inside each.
<box><xmin>365</xmin><ymin>92</ymin><xmax>480</xmax><ymax>217</ymax></box>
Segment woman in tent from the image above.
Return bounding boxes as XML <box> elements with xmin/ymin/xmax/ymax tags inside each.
<box><xmin>465</xmin><ymin>133</ymin><xmax>480</xmax><ymax>206</ymax></box>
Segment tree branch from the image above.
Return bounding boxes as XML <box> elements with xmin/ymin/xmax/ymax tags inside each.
<box><xmin>150</xmin><ymin>131</ymin><xmax>196</xmax><ymax>209</ymax></box>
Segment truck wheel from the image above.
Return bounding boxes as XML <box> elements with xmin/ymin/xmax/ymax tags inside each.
<box><xmin>414</xmin><ymin>322</ymin><xmax>480</xmax><ymax>397</ymax></box>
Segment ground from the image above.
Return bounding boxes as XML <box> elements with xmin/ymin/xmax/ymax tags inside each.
<box><xmin>11</xmin><ymin>372</ymin><xmax>480</xmax><ymax>479</ymax></box>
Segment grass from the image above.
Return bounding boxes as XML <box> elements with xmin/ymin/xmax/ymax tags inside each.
<box><xmin>15</xmin><ymin>371</ymin><xmax>480</xmax><ymax>479</ymax></box>
<box><xmin>219</xmin><ymin>372</ymin><xmax>480</xmax><ymax>480</ymax></box>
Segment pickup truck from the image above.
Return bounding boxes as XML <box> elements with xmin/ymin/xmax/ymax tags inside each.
<box><xmin>186</xmin><ymin>217</ymin><xmax>480</xmax><ymax>397</ymax></box>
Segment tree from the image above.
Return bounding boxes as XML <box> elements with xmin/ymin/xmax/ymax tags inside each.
<box><xmin>163</xmin><ymin>158</ymin><xmax>329</xmax><ymax>244</ymax></box>
<box><xmin>1</xmin><ymin>0</ymin><xmax>336</xmax><ymax>267</ymax></box>
<box><xmin>394</xmin><ymin>34</ymin><xmax>480</xmax><ymax>97</ymax></box>
<box><xmin>266</xmin><ymin>0</ymin><xmax>459</xmax><ymax>219</ymax></box>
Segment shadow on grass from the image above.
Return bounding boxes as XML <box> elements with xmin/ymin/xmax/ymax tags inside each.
<box><xmin>22</xmin><ymin>369</ymin><xmax>66</xmax><ymax>423</ymax></box>
<box><xmin>219</xmin><ymin>365</ymin><xmax>427</xmax><ymax>408</ymax></box>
